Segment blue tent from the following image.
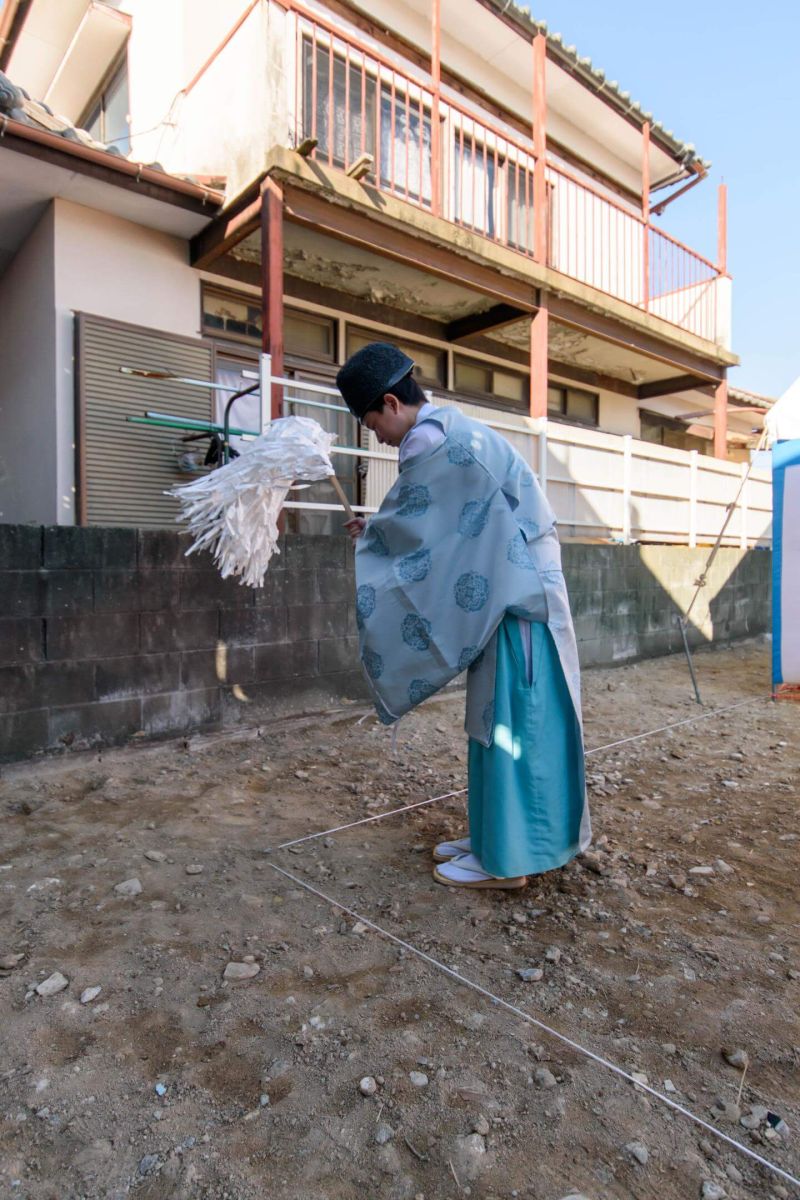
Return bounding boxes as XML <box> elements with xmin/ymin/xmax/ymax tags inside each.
<box><xmin>772</xmin><ymin>439</ymin><xmax>800</xmax><ymax>693</ymax></box>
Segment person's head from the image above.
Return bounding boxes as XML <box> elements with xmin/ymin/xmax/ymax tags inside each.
<box><xmin>336</xmin><ymin>342</ymin><xmax>427</xmax><ymax>446</ymax></box>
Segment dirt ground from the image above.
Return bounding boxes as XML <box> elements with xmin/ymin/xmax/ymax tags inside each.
<box><xmin>1</xmin><ymin>637</ymin><xmax>798</xmax><ymax>1200</ymax></box>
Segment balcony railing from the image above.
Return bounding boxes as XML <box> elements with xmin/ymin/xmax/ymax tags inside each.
<box><xmin>291</xmin><ymin>4</ymin><xmax>722</xmax><ymax>344</ymax></box>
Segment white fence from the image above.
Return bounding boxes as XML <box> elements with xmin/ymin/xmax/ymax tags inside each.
<box><xmin>275</xmin><ymin>372</ymin><xmax>772</xmax><ymax>548</ymax></box>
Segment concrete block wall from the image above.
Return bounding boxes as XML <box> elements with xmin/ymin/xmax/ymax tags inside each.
<box><xmin>0</xmin><ymin>527</ymin><xmax>771</xmax><ymax>760</ymax></box>
<box><xmin>0</xmin><ymin>526</ymin><xmax>364</xmax><ymax>760</ymax></box>
<box><xmin>561</xmin><ymin>543</ymin><xmax>771</xmax><ymax>667</ymax></box>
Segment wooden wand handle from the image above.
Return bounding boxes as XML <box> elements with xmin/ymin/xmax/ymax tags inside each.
<box><xmin>329</xmin><ymin>474</ymin><xmax>357</xmax><ymax>522</ymax></box>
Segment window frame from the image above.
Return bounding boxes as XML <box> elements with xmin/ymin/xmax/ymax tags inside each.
<box><xmin>452</xmin><ymin>354</ymin><xmax>529</xmax><ymax>412</ymax></box>
<box><xmin>79</xmin><ymin>51</ymin><xmax>131</xmax><ymax>151</ymax></box>
<box><xmin>547</xmin><ymin>382</ymin><xmax>600</xmax><ymax>428</ymax></box>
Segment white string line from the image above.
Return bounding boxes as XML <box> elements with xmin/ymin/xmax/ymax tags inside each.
<box><xmin>267</xmin><ymin>861</ymin><xmax>800</xmax><ymax>1190</ymax></box>
<box><xmin>265</xmin><ymin>696</ymin><xmax>764</xmax><ymax>853</ymax></box>
<box><xmin>266</xmin><ymin>789</ymin><xmax>467</xmax><ymax>853</ymax></box>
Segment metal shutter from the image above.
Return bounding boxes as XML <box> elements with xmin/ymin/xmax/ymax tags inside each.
<box><xmin>76</xmin><ymin>313</ymin><xmax>213</xmax><ymax>528</ymax></box>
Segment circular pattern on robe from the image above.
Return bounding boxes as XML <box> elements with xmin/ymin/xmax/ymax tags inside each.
<box><xmin>520</xmin><ymin>470</ymin><xmax>535</xmax><ymax>488</ymax></box>
<box><xmin>396</xmin><ymin>548</ymin><xmax>432</xmax><ymax>583</ymax></box>
<box><xmin>362</xmin><ymin>648</ymin><xmax>384</xmax><ymax>680</ymax></box>
<box><xmin>457</xmin><ymin>499</ymin><xmax>491</xmax><ymax>538</ymax></box>
<box><xmin>396</xmin><ymin>484</ymin><xmax>431</xmax><ymax>518</ymax></box>
<box><xmin>519</xmin><ymin>518</ymin><xmax>540</xmax><ymax>539</ymax></box>
<box><xmin>447</xmin><ymin>442</ymin><xmax>475</xmax><ymax>466</ymax></box>
<box><xmin>507</xmin><ymin>531</ymin><xmax>535</xmax><ymax>570</ymax></box>
<box><xmin>409</xmin><ymin>678</ymin><xmax>437</xmax><ymax>705</ymax></box>
<box><xmin>364</xmin><ymin>526</ymin><xmax>390</xmax><ymax>556</ymax></box>
<box><xmin>376</xmin><ymin>699</ymin><xmax>395</xmax><ymax>726</ymax></box>
<box><xmin>482</xmin><ymin>700</ymin><xmax>495</xmax><ymax>738</ymax></box>
<box><xmin>402</xmin><ymin>614</ymin><xmax>432</xmax><ymax>651</ymax></box>
<box><xmin>458</xmin><ymin>645</ymin><xmax>483</xmax><ymax>672</ymax></box>
<box><xmin>454</xmin><ymin>571</ymin><xmax>490</xmax><ymax>612</ymax></box>
<box><xmin>356</xmin><ymin>584</ymin><xmax>376</xmax><ymax>620</ymax></box>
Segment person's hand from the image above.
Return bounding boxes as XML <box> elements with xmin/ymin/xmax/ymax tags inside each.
<box><xmin>344</xmin><ymin>516</ymin><xmax>366</xmax><ymax>543</ymax></box>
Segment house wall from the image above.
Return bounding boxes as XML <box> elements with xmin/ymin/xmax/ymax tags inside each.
<box><xmin>0</xmin><ymin>206</ymin><xmax>59</xmax><ymax>525</ymax></box>
<box><xmin>0</xmin><ymin>524</ymin><xmax>771</xmax><ymax>761</ymax></box>
<box><xmin>49</xmin><ymin>199</ymin><xmax>206</xmax><ymax>524</ymax></box>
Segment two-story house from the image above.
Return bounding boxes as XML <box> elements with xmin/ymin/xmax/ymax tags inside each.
<box><xmin>0</xmin><ymin>0</ymin><xmax>766</xmax><ymax>544</ymax></box>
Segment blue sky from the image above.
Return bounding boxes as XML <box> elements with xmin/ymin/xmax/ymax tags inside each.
<box><xmin>520</xmin><ymin>0</ymin><xmax>798</xmax><ymax>398</ymax></box>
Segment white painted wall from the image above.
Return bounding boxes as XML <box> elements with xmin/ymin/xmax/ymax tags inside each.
<box><xmin>45</xmin><ymin>199</ymin><xmax>201</xmax><ymax>523</ymax></box>
<box><xmin>0</xmin><ymin>206</ymin><xmax>60</xmax><ymax>524</ymax></box>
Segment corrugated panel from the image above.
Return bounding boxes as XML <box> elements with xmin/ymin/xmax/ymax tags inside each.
<box><xmin>79</xmin><ymin>314</ymin><xmax>213</xmax><ymax>528</ymax></box>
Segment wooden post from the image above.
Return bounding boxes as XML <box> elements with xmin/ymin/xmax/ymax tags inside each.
<box><xmin>714</xmin><ymin>374</ymin><xmax>728</xmax><ymax>460</ymax></box>
<box><xmin>530</xmin><ymin>291</ymin><xmax>548</xmax><ymax>419</ymax></box>
<box><xmin>532</xmin><ymin>32</ymin><xmax>547</xmax><ymax>264</ymax></box>
<box><xmin>260</xmin><ymin>176</ymin><xmax>284</xmax><ymax>421</ymax></box>
<box><xmin>717</xmin><ymin>182</ymin><xmax>727</xmax><ymax>274</ymax></box>
<box><xmin>689</xmin><ymin>449</ymin><xmax>698</xmax><ymax>548</ymax></box>
<box><xmin>430</xmin><ymin>0</ymin><xmax>441</xmax><ymax>217</ymax></box>
<box><xmin>642</xmin><ymin>120</ymin><xmax>650</xmax><ymax>310</ymax></box>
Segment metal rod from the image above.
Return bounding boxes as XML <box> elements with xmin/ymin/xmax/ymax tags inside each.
<box><xmin>678</xmin><ymin>617</ymin><xmax>703</xmax><ymax>705</ymax></box>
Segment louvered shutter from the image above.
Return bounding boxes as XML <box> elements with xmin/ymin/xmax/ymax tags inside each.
<box><xmin>76</xmin><ymin>313</ymin><xmax>214</xmax><ymax>528</ymax></box>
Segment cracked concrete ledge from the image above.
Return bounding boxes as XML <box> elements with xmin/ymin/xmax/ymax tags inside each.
<box><xmin>261</xmin><ymin>145</ymin><xmax>738</xmax><ymax>370</ymax></box>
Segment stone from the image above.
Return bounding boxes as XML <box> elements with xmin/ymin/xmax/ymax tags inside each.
<box><xmin>721</xmin><ymin>1047</ymin><xmax>748</xmax><ymax>1069</ymax></box>
<box><xmin>472</xmin><ymin>1115</ymin><xmax>490</xmax><ymax>1136</ymax></box>
<box><xmin>712</xmin><ymin>1098</ymin><xmax>741</xmax><ymax>1123</ymax></box>
<box><xmin>517</xmin><ymin>967</ymin><xmax>544</xmax><ymax>983</ymax></box>
<box><xmin>376</xmin><ymin>1144</ymin><xmax>402</xmax><ymax>1175</ymax></box>
<box><xmin>545</xmin><ymin>947</ymin><xmax>562</xmax><ymax>964</ymax></box>
<box><xmin>689</xmin><ymin>866</ymin><xmax>714</xmax><ymax>876</ymax></box>
<box><xmin>664</xmin><ymin>1079</ymin><xmax>677</xmax><ymax>1093</ymax></box>
<box><xmin>451</xmin><ymin>1133</ymin><xmax>486</xmax><ymax>1181</ymax></box>
<box><xmin>534</xmin><ymin>1068</ymin><xmax>557</xmax><ymax>1089</ymax></box>
<box><xmin>630</xmin><ymin>1072</ymin><xmax>649</xmax><ymax>1087</ymax></box>
<box><xmin>725</xmin><ymin>1164</ymin><xmax>743</xmax><ymax>1184</ymax></box>
<box><xmin>701</xmin><ymin>1183</ymin><xmax>726</xmax><ymax>1200</ymax></box>
<box><xmin>223</xmin><ymin>961</ymin><xmax>260</xmax><ymax>981</ymax></box>
<box><xmin>409</xmin><ymin>1071</ymin><xmax>429</xmax><ymax>1088</ymax></box>
<box><xmin>662</xmin><ymin>1043</ymin><xmax>677</xmax><ymax>1056</ymax></box>
<box><xmin>36</xmin><ymin>972</ymin><xmax>68</xmax><ymax>997</ymax></box>
<box><xmin>185</xmin><ymin>864</ymin><xmax>204</xmax><ymax>875</ymax></box>
<box><xmin>80</xmin><ymin>986</ymin><xmax>102</xmax><ymax>1004</ymax></box>
<box><xmin>714</xmin><ymin>859</ymin><xmax>734</xmax><ymax>875</ymax></box>
<box><xmin>625</xmin><ymin>1141</ymin><xmax>649</xmax><ymax>1166</ymax></box>
<box><xmin>138</xmin><ymin>1154</ymin><xmax>159</xmax><ymax>1176</ymax></box>
<box><xmin>114</xmin><ymin>878</ymin><xmax>142</xmax><ymax>896</ymax></box>
<box><xmin>0</xmin><ymin>953</ymin><xmax>25</xmax><ymax>970</ymax></box>
<box><xmin>375</xmin><ymin>1124</ymin><xmax>394</xmax><ymax>1144</ymax></box>
<box><xmin>144</xmin><ymin>850</ymin><xmax>166</xmax><ymax>862</ymax></box>
<box><xmin>359</xmin><ymin>1076</ymin><xmax>378</xmax><ymax>1096</ymax></box>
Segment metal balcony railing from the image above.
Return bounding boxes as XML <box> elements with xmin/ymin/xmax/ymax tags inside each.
<box><xmin>291</xmin><ymin>2</ymin><xmax>722</xmax><ymax>343</ymax></box>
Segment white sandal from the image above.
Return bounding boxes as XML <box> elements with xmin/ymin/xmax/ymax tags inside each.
<box><xmin>432</xmin><ymin>836</ymin><xmax>472</xmax><ymax>863</ymax></box>
<box><xmin>433</xmin><ymin>852</ymin><xmax>527</xmax><ymax>890</ymax></box>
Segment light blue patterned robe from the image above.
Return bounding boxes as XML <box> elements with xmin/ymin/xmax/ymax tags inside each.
<box><xmin>355</xmin><ymin>405</ymin><xmax>590</xmax><ymax>849</ymax></box>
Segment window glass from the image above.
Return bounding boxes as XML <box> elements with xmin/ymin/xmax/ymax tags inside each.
<box><xmin>380</xmin><ymin>87</ymin><xmax>432</xmax><ymax>204</ymax></box>
<box><xmin>202</xmin><ymin>288</ymin><xmax>262</xmax><ymax>343</ymax></box>
<box><xmin>566</xmin><ymin>388</ymin><xmax>598</xmax><ymax>425</ymax></box>
<box><xmin>302</xmin><ymin>38</ymin><xmax>376</xmax><ymax>169</ymax></box>
<box><xmin>82</xmin><ymin>59</ymin><xmax>130</xmax><ymax>153</ymax></box>
<box><xmin>454</xmin><ymin>359</ymin><xmax>492</xmax><ymax>395</ymax></box>
<box><xmin>547</xmin><ymin>385</ymin><xmax>565</xmax><ymax>415</ymax></box>
<box><xmin>285</xmin><ymin>311</ymin><xmax>334</xmax><ymax>361</ymax></box>
<box><xmin>494</xmin><ymin>370</ymin><xmax>526</xmax><ymax>404</ymax></box>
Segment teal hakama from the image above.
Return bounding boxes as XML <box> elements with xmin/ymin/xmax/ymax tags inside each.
<box><xmin>467</xmin><ymin>617</ymin><xmax>586</xmax><ymax>878</ymax></box>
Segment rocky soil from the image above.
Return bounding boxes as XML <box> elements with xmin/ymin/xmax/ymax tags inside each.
<box><xmin>1</xmin><ymin>637</ymin><xmax>798</xmax><ymax>1200</ymax></box>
